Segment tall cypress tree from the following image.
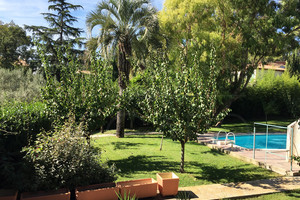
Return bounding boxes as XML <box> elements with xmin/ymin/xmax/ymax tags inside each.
<box><xmin>26</xmin><ymin>0</ymin><xmax>83</xmax><ymax>81</ymax></box>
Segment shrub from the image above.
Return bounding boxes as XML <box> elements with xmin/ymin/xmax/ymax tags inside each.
<box><xmin>0</xmin><ymin>68</ymin><xmax>44</xmax><ymax>103</ymax></box>
<box><xmin>0</xmin><ymin>101</ymin><xmax>52</xmax><ymax>152</ymax></box>
<box><xmin>23</xmin><ymin>118</ymin><xmax>116</xmax><ymax>191</ymax></box>
<box><xmin>231</xmin><ymin>70</ymin><xmax>300</xmax><ymax>120</ymax></box>
<box><xmin>0</xmin><ymin>101</ymin><xmax>53</xmax><ymax>189</ymax></box>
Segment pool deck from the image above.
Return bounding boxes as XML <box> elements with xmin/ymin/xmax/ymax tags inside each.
<box><xmin>197</xmin><ymin>133</ymin><xmax>300</xmax><ymax>176</ymax></box>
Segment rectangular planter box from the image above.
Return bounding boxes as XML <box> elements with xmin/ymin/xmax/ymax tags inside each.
<box><xmin>117</xmin><ymin>178</ymin><xmax>158</xmax><ymax>199</ymax></box>
<box><xmin>76</xmin><ymin>182</ymin><xmax>119</xmax><ymax>200</ymax></box>
<box><xmin>0</xmin><ymin>190</ymin><xmax>18</xmax><ymax>200</ymax></box>
<box><xmin>157</xmin><ymin>172</ymin><xmax>179</xmax><ymax>197</ymax></box>
<box><xmin>20</xmin><ymin>189</ymin><xmax>70</xmax><ymax>200</ymax></box>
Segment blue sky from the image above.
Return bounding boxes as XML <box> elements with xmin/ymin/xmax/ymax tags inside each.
<box><xmin>0</xmin><ymin>0</ymin><xmax>165</xmax><ymax>37</ymax></box>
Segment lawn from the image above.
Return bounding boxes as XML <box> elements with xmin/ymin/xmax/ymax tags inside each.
<box><xmin>92</xmin><ymin>134</ymin><xmax>279</xmax><ymax>187</ymax></box>
<box><xmin>232</xmin><ymin>189</ymin><xmax>300</xmax><ymax>200</ymax></box>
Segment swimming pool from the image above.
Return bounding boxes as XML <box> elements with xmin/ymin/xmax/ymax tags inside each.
<box><xmin>217</xmin><ymin>134</ymin><xmax>287</xmax><ymax>149</ymax></box>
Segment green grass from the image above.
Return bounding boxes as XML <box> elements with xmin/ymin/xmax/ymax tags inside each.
<box><xmin>209</xmin><ymin>119</ymin><xmax>294</xmax><ymax>134</ymax></box>
<box><xmin>232</xmin><ymin>189</ymin><xmax>300</xmax><ymax>200</ymax></box>
<box><xmin>92</xmin><ymin>134</ymin><xmax>279</xmax><ymax>187</ymax></box>
<box><xmin>92</xmin><ymin>127</ymin><xmax>155</xmax><ymax>135</ymax></box>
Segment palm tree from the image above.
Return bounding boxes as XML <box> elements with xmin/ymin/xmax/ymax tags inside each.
<box><xmin>86</xmin><ymin>0</ymin><xmax>158</xmax><ymax>138</ymax></box>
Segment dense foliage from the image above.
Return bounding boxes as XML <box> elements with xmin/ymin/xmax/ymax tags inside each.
<box><xmin>159</xmin><ymin>0</ymin><xmax>300</xmax><ymax>118</ymax></box>
<box><xmin>0</xmin><ymin>101</ymin><xmax>52</xmax><ymax>190</ymax></box>
<box><xmin>86</xmin><ymin>0</ymin><xmax>159</xmax><ymax>137</ymax></box>
<box><xmin>139</xmin><ymin>51</ymin><xmax>227</xmax><ymax>172</ymax></box>
<box><xmin>40</xmin><ymin>47</ymin><xmax>118</xmax><ymax>132</ymax></box>
<box><xmin>287</xmin><ymin>48</ymin><xmax>300</xmax><ymax>79</ymax></box>
<box><xmin>0</xmin><ymin>21</ymin><xmax>33</xmax><ymax>69</ymax></box>
<box><xmin>0</xmin><ymin>68</ymin><xmax>44</xmax><ymax>102</ymax></box>
<box><xmin>231</xmin><ymin>71</ymin><xmax>300</xmax><ymax>120</ymax></box>
<box><xmin>26</xmin><ymin>0</ymin><xmax>83</xmax><ymax>81</ymax></box>
<box><xmin>23</xmin><ymin>118</ymin><xmax>116</xmax><ymax>191</ymax></box>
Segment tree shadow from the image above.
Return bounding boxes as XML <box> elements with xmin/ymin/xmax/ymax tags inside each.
<box><xmin>110</xmin><ymin>141</ymin><xmax>144</xmax><ymax>150</ymax></box>
<box><xmin>200</xmin><ymin>148</ymin><xmax>227</xmax><ymax>156</ymax></box>
<box><xmin>108</xmin><ymin>155</ymin><xmax>178</xmax><ymax>176</ymax></box>
<box><xmin>187</xmin><ymin>161</ymin><xmax>276</xmax><ymax>184</ymax></box>
<box><xmin>126</xmin><ymin>135</ymin><xmax>163</xmax><ymax>139</ymax></box>
<box><xmin>286</xmin><ymin>189</ymin><xmax>300</xmax><ymax>198</ymax></box>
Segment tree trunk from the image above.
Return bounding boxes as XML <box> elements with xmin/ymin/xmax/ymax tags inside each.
<box><xmin>116</xmin><ymin>110</ymin><xmax>125</xmax><ymax>138</ymax></box>
<box><xmin>116</xmin><ymin>86</ymin><xmax>125</xmax><ymax>138</ymax></box>
<box><xmin>116</xmin><ymin>40</ymin><xmax>131</xmax><ymax>138</ymax></box>
<box><xmin>180</xmin><ymin>140</ymin><xmax>185</xmax><ymax>173</ymax></box>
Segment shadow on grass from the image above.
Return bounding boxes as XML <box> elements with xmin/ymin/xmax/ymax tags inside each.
<box><xmin>108</xmin><ymin>155</ymin><xmax>178</xmax><ymax>176</ymax></box>
<box><xmin>200</xmin><ymin>148</ymin><xmax>227</xmax><ymax>156</ymax></box>
<box><xmin>109</xmin><ymin>152</ymin><xmax>275</xmax><ymax>184</ymax></box>
<box><xmin>286</xmin><ymin>189</ymin><xmax>300</xmax><ymax>198</ymax></box>
<box><xmin>189</xmin><ymin>162</ymin><xmax>274</xmax><ymax>183</ymax></box>
<box><xmin>111</xmin><ymin>141</ymin><xmax>144</xmax><ymax>150</ymax></box>
<box><xmin>126</xmin><ymin>134</ymin><xmax>163</xmax><ymax>139</ymax></box>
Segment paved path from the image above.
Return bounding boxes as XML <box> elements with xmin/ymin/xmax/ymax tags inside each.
<box><xmin>172</xmin><ymin>177</ymin><xmax>300</xmax><ymax>200</ymax></box>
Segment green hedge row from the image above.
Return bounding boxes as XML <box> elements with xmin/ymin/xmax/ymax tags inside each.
<box><xmin>0</xmin><ymin>101</ymin><xmax>53</xmax><ymax>189</ymax></box>
<box><xmin>231</xmin><ymin>71</ymin><xmax>300</xmax><ymax>120</ymax></box>
<box><xmin>0</xmin><ymin>101</ymin><xmax>52</xmax><ymax>151</ymax></box>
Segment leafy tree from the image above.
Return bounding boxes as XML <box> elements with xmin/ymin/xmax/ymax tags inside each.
<box><xmin>26</xmin><ymin>0</ymin><xmax>83</xmax><ymax>81</ymax></box>
<box><xmin>139</xmin><ymin>51</ymin><xmax>227</xmax><ymax>173</ymax></box>
<box><xmin>40</xmin><ymin>45</ymin><xmax>118</xmax><ymax>134</ymax></box>
<box><xmin>287</xmin><ymin>48</ymin><xmax>300</xmax><ymax>78</ymax></box>
<box><xmin>0</xmin><ymin>21</ymin><xmax>31</xmax><ymax>69</ymax></box>
<box><xmin>86</xmin><ymin>0</ymin><xmax>159</xmax><ymax>138</ymax></box>
<box><xmin>159</xmin><ymin>0</ymin><xmax>300</xmax><ymax>119</ymax></box>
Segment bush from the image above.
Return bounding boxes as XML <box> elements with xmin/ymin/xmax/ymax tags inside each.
<box><xmin>0</xmin><ymin>101</ymin><xmax>52</xmax><ymax>151</ymax></box>
<box><xmin>0</xmin><ymin>101</ymin><xmax>53</xmax><ymax>190</ymax></box>
<box><xmin>23</xmin><ymin>118</ymin><xmax>116</xmax><ymax>191</ymax></box>
<box><xmin>231</xmin><ymin>70</ymin><xmax>300</xmax><ymax>120</ymax></box>
<box><xmin>0</xmin><ymin>68</ymin><xmax>44</xmax><ymax>103</ymax></box>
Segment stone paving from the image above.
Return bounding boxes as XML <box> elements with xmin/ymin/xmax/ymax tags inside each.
<box><xmin>174</xmin><ymin>177</ymin><xmax>300</xmax><ymax>200</ymax></box>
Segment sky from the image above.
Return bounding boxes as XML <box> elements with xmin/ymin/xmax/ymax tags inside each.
<box><xmin>0</xmin><ymin>0</ymin><xmax>165</xmax><ymax>37</ymax></box>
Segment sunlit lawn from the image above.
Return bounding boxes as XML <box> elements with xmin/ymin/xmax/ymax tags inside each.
<box><xmin>92</xmin><ymin>134</ymin><xmax>279</xmax><ymax>187</ymax></box>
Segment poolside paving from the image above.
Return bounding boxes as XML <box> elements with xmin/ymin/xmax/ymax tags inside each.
<box><xmin>197</xmin><ymin>134</ymin><xmax>300</xmax><ymax>176</ymax></box>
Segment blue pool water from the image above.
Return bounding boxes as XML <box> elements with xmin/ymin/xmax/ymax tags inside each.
<box><xmin>217</xmin><ymin>134</ymin><xmax>287</xmax><ymax>149</ymax></box>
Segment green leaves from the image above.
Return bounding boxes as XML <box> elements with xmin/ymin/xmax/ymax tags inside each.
<box><xmin>23</xmin><ymin>119</ymin><xmax>116</xmax><ymax>191</ymax></box>
<box><xmin>41</xmin><ymin>47</ymin><xmax>118</xmax><ymax>131</ymax></box>
<box><xmin>0</xmin><ymin>22</ymin><xmax>31</xmax><ymax>69</ymax></box>
<box><xmin>140</xmin><ymin>51</ymin><xmax>227</xmax><ymax>142</ymax></box>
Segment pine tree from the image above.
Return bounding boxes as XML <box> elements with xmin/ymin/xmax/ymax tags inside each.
<box><xmin>26</xmin><ymin>0</ymin><xmax>83</xmax><ymax>81</ymax></box>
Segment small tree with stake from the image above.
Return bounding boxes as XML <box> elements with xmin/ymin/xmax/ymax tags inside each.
<box><xmin>139</xmin><ymin>50</ymin><xmax>228</xmax><ymax>173</ymax></box>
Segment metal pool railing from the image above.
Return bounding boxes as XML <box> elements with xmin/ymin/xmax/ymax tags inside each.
<box><xmin>253</xmin><ymin>122</ymin><xmax>293</xmax><ymax>172</ymax></box>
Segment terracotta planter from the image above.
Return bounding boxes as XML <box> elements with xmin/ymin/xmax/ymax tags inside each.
<box><xmin>0</xmin><ymin>190</ymin><xmax>18</xmax><ymax>200</ymax></box>
<box><xmin>20</xmin><ymin>188</ymin><xmax>70</xmax><ymax>200</ymax></box>
<box><xmin>76</xmin><ymin>182</ymin><xmax>119</xmax><ymax>200</ymax></box>
<box><xmin>157</xmin><ymin>172</ymin><xmax>179</xmax><ymax>197</ymax></box>
<box><xmin>117</xmin><ymin>178</ymin><xmax>158</xmax><ymax>199</ymax></box>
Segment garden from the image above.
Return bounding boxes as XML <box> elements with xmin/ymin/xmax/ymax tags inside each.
<box><xmin>1</xmin><ymin>0</ymin><xmax>300</xmax><ymax>199</ymax></box>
